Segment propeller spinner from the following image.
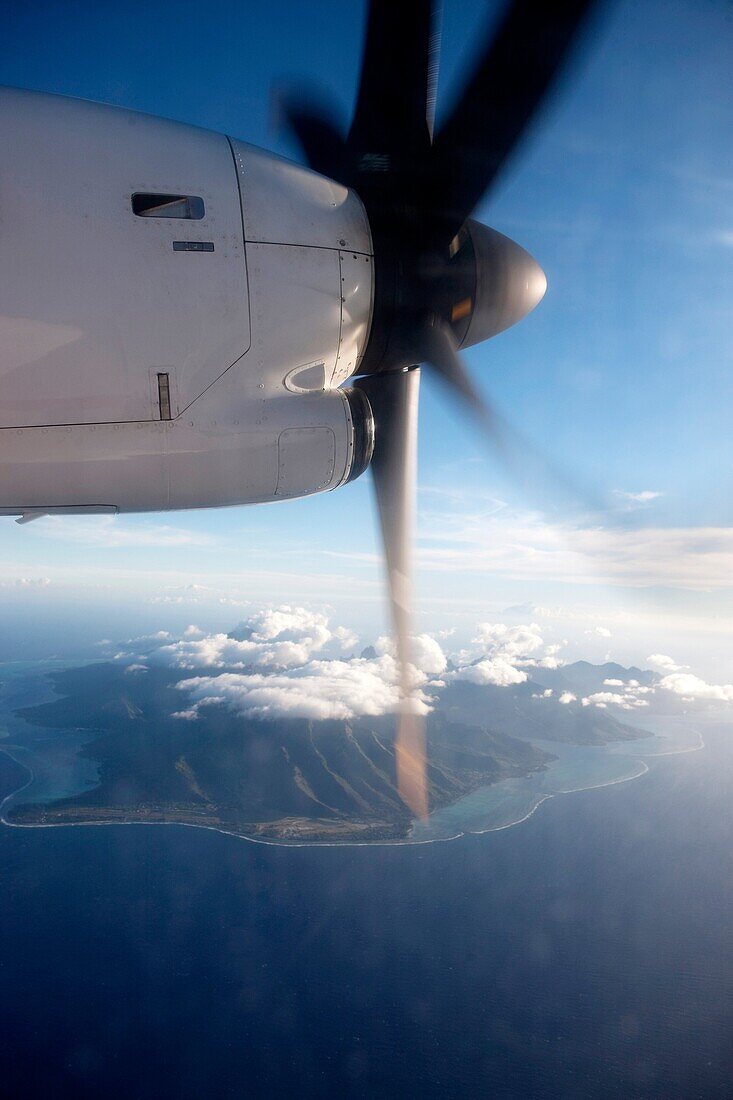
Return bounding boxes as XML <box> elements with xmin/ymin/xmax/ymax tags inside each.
<box><xmin>281</xmin><ymin>0</ymin><xmax>598</xmax><ymax>818</ymax></box>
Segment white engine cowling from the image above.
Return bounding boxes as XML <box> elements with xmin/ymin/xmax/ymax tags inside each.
<box><xmin>0</xmin><ymin>87</ymin><xmax>375</xmax><ymax>516</ymax></box>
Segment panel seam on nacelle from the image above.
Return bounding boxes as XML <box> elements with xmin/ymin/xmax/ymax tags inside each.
<box><xmin>171</xmin><ymin>138</ymin><xmax>256</xmax><ymax>420</ymax></box>
<box><xmin>240</xmin><ymin>238</ymin><xmax>372</xmax><ymax>256</ymax></box>
<box><xmin>0</xmin><ymin>135</ymin><xmax>254</xmax><ymax>431</ymax></box>
<box><xmin>331</xmin><ymin>390</ymin><xmax>355</xmax><ymax>491</ymax></box>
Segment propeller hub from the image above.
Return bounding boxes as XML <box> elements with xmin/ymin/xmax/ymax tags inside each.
<box><xmin>355</xmin><ymin>216</ymin><xmax>547</xmax><ymax>376</ymax></box>
<box><xmin>457</xmin><ymin>220</ymin><xmax>546</xmax><ymax>349</ymax></box>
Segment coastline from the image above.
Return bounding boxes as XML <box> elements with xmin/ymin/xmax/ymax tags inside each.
<box><xmin>0</xmin><ymin>726</ymin><xmax>704</xmax><ymax>849</ymax></box>
<box><xmin>0</xmin><ymin>656</ymin><xmax>711</xmax><ymax>848</ymax></box>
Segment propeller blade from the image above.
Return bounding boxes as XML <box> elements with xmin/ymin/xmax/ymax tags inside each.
<box><xmin>276</xmin><ymin>0</ymin><xmax>437</xmax><ymax>205</ymax></box>
<box><xmin>348</xmin><ymin>0</ymin><xmax>435</xmax><ymax>160</ymax></box>
<box><xmin>419</xmin><ymin>317</ymin><xmax>489</xmax><ymax>418</ymax></box>
<box><xmin>420</xmin><ymin>319</ymin><xmax>602</xmax><ymax>514</ymax></box>
<box><xmin>429</xmin><ymin>0</ymin><xmax>598</xmax><ymax>237</ymax></box>
<box><xmin>357</xmin><ymin>368</ymin><xmax>428</xmax><ymax>821</ymax></box>
<box><xmin>274</xmin><ymin>89</ymin><xmax>346</xmax><ymax>180</ymax></box>
<box><xmin>393</xmin><ymin>711</ymin><xmax>428</xmax><ymax>828</ymax></box>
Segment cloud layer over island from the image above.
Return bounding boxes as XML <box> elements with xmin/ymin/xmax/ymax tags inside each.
<box><xmin>103</xmin><ymin>606</ymin><xmax>733</xmax><ymax>724</ymax></box>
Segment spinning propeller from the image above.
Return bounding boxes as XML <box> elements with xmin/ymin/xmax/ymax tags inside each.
<box><xmin>281</xmin><ymin>0</ymin><xmax>598</xmax><ymax>819</ymax></box>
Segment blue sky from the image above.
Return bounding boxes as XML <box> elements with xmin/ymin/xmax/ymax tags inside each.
<box><xmin>1</xmin><ymin>0</ymin><xmax>732</xmax><ymax>678</ymax></box>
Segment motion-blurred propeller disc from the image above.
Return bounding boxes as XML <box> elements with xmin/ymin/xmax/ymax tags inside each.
<box><xmin>356</xmin><ymin>370</ymin><xmax>428</xmax><ymax>820</ymax></box>
<box><xmin>279</xmin><ymin>0</ymin><xmax>599</xmax><ymax>817</ymax></box>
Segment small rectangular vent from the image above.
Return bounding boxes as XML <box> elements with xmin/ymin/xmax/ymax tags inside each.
<box><xmin>157</xmin><ymin>373</ymin><xmax>172</xmax><ymax>421</ymax></box>
<box><xmin>132</xmin><ymin>193</ymin><xmax>205</xmax><ymax>219</ymax></box>
<box><xmin>172</xmin><ymin>241</ymin><xmax>214</xmax><ymax>252</ymax></box>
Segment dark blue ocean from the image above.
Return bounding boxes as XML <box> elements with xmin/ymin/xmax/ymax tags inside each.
<box><xmin>1</xmin><ymin>726</ymin><xmax>731</xmax><ymax>1099</ymax></box>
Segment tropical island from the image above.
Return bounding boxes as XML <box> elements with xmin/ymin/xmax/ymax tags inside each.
<box><xmin>4</xmin><ymin>657</ymin><xmax>647</xmax><ymax>843</ymax></box>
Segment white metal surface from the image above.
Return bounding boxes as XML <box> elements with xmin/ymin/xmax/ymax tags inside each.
<box><xmin>333</xmin><ymin>251</ymin><xmax>374</xmax><ymax>388</ymax></box>
<box><xmin>0</xmin><ymin>390</ymin><xmax>356</xmax><ymax>513</ymax></box>
<box><xmin>276</xmin><ymin>427</ymin><xmax>336</xmax><ymax>498</ymax></box>
<box><xmin>245</xmin><ymin>241</ymin><xmax>343</xmax><ymax>385</ymax></box>
<box><xmin>0</xmin><ymin>87</ymin><xmax>376</xmax><ymax>516</ymax></box>
<box><xmin>0</xmin><ymin>87</ymin><xmax>251</xmax><ymax>427</ymax></box>
<box><xmin>231</xmin><ymin>140</ymin><xmax>371</xmax><ymax>253</ymax></box>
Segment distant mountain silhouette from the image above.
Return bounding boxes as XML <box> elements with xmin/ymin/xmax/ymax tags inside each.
<box><xmin>529</xmin><ymin>661</ymin><xmax>656</xmax><ymax>696</ymax></box>
<box><xmin>437</xmin><ymin>674</ymin><xmax>643</xmax><ymax>745</ymax></box>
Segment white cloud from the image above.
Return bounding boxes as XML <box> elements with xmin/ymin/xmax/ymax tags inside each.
<box><xmin>376</xmin><ymin>633</ymin><xmax>448</xmax><ymax>677</ymax></box>
<box><xmin>659</xmin><ymin>672</ymin><xmax>733</xmax><ymax>703</ymax></box>
<box><xmin>333</xmin><ymin>626</ymin><xmax>359</xmax><ymax>651</ymax></box>
<box><xmin>594</xmin><ymin>626</ymin><xmax>612</xmax><ymax>637</ymax></box>
<box><xmin>445</xmin><ymin>620</ymin><xmax>565</xmax><ymax>687</ymax></box>
<box><xmin>162</xmin><ymin>610</ymin><xmax>584</xmax><ymax>722</ymax></box>
<box><xmin>612</xmin><ymin>490</ymin><xmax>664</xmax><ymax>505</ymax></box>
<box><xmin>155</xmin><ymin>606</ymin><xmax>353</xmax><ymax>672</ymax></box>
<box><xmin>473</xmin><ymin>622</ymin><xmax>545</xmax><ymax>661</ymax></box>
<box><xmin>502</xmin><ymin>602</ymin><xmax>557</xmax><ymax>618</ymax></box>
<box><xmin>149</xmin><ymin>584</ymin><xmax>233</xmax><ymax>607</ymax></box>
<box><xmin>534</xmin><ymin>643</ymin><xmax>565</xmax><ymax>669</ymax></box>
<box><xmin>647</xmin><ymin>653</ymin><xmax>686</xmax><ymax>672</ymax></box>
<box><xmin>450</xmin><ymin>657</ymin><xmax>528</xmax><ymax>687</ymax></box>
<box><xmin>111</xmin><ymin>604</ymin><xmax>733</xmax><ymax>728</ymax></box>
<box><xmin>569</xmin><ymin>674</ymin><xmax>657</xmax><ymax>711</ymax></box>
<box><xmin>583</xmin><ymin>690</ymin><xmax>649</xmax><ymax>710</ymax></box>
<box><xmin>446</xmin><ymin>620</ymin><xmax>567</xmax><ymax>686</ymax></box>
<box><xmin>175</xmin><ymin>655</ymin><xmax>430</xmax><ymax>722</ymax></box>
<box><xmin>28</xmin><ymin>515</ymin><xmax>214</xmax><ymax>549</ymax></box>
<box><xmin>0</xmin><ymin>576</ymin><xmax>51</xmax><ymax>588</ymax></box>
<box><xmin>134</xmin><ymin>606</ymin><xmax>453</xmax><ymax>723</ymax></box>
<box><xmin>418</xmin><ymin>506</ymin><xmax>733</xmax><ymax>590</ymax></box>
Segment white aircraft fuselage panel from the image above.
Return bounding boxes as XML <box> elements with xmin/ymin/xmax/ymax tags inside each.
<box><xmin>0</xmin><ymin>88</ymin><xmax>375</xmax><ymax>515</ymax></box>
<box><xmin>0</xmin><ymin>87</ymin><xmax>251</xmax><ymax>427</ymax></box>
<box><xmin>231</xmin><ymin>139</ymin><xmax>370</xmax><ymax>252</ymax></box>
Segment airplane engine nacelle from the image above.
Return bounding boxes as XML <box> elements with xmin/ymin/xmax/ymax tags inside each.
<box><xmin>0</xmin><ymin>87</ymin><xmax>376</xmax><ymax>518</ymax></box>
<box><xmin>0</xmin><ymin>386</ymin><xmax>374</xmax><ymax>518</ymax></box>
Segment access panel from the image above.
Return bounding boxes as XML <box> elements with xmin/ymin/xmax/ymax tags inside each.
<box><xmin>0</xmin><ymin>88</ymin><xmax>250</xmax><ymax>427</ymax></box>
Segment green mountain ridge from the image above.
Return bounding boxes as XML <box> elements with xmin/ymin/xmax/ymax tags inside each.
<box><xmin>7</xmin><ymin>658</ymin><xmax>648</xmax><ymax>842</ymax></box>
